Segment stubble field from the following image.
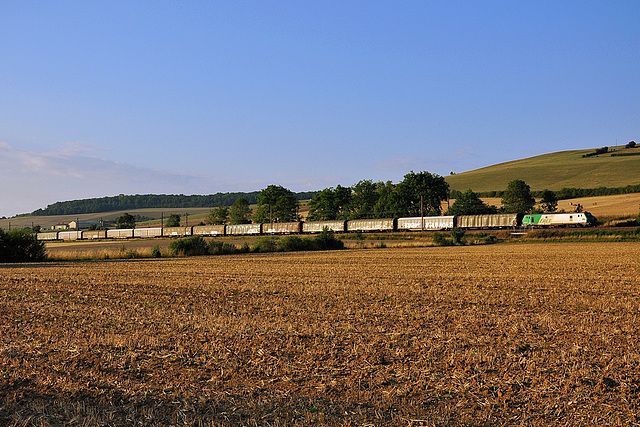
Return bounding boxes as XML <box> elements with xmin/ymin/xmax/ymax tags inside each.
<box><xmin>1</xmin><ymin>243</ymin><xmax>640</xmax><ymax>425</ymax></box>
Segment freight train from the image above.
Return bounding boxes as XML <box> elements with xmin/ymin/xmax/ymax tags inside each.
<box><xmin>36</xmin><ymin>212</ymin><xmax>596</xmax><ymax>241</ymax></box>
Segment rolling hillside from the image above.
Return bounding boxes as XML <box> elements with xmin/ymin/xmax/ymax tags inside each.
<box><xmin>445</xmin><ymin>146</ymin><xmax>640</xmax><ymax>192</ymax></box>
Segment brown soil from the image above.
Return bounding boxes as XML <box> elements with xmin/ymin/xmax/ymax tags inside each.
<box><xmin>1</xmin><ymin>243</ymin><xmax>639</xmax><ymax>425</ymax></box>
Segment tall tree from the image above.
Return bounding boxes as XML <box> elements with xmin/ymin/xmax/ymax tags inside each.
<box><xmin>229</xmin><ymin>198</ymin><xmax>252</xmax><ymax>224</ymax></box>
<box><xmin>540</xmin><ymin>189</ymin><xmax>558</xmax><ymax>212</ymax></box>
<box><xmin>307</xmin><ymin>185</ymin><xmax>352</xmax><ymax>221</ymax></box>
<box><xmin>395</xmin><ymin>171</ymin><xmax>449</xmax><ymax>217</ymax></box>
<box><xmin>208</xmin><ymin>206</ymin><xmax>229</xmax><ymax>225</ymax></box>
<box><xmin>115</xmin><ymin>213</ymin><xmax>136</xmax><ymax>229</ymax></box>
<box><xmin>253</xmin><ymin>185</ymin><xmax>299</xmax><ymax>223</ymax></box>
<box><xmin>501</xmin><ymin>180</ymin><xmax>536</xmax><ymax>213</ymax></box>
<box><xmin>448</xmin><ymin>189</ymin><xmax>497</xmax><ymax>215</ymax></box>
<box><xmin>165</xmin><ymin>213</ymin><xmax>181</xmax><ymax>227</ymax></box>
<box><xmin>348</xmin><ymin>180</ymin><xmax>381</xmax><ymax>219</ymax></box>
<box><xmin>371</xmin><ymin>181</ymin><xmax>404</xmax><ymax>218</ymax></box>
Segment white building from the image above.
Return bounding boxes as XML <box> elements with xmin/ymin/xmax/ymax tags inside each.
<box><xmin>68</xmin><ymin>220</ymin><xmax>103</xmax><ymax>230</ymax></box>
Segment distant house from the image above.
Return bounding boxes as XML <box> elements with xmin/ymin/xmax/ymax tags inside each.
<box><xmin>53</xmin><ymin>223</ymin><xmax>69</xmax><ymax>230</ymax></box>
<box><xmin>68</xmin><ymin>220</ymin><xmax>103</xmax><ymax>230</ymax></box>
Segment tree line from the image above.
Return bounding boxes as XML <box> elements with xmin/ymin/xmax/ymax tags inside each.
<box><xmin>211</xmin><ymin>172</ymin><xmax>451</xmax><ymax>225</ymax></box>
<box><xmin>29</xmin><ymin>191</ymin><xmax>317</xmax><ymax>216</ymax></box>
<box><xmin>454</xmin><ymin>183</ymin><xmax>640</xmax><ymax>202</ymax></box>
<box><xmin>111</xmin><ymin>174</ymin><xmax>582</xmax><ymax>228</ymax></box>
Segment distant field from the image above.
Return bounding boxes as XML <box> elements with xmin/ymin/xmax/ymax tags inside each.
<box><xmin>3</xmin><ymin>207</ymin><xmax>229</xmax><ymax>231</ymax></box>
<box><xmin>556</xmin><ymin>193</ymin><xmax>640</xmax><ymax>219</ymax></box>
<box><xmin>476</xmin><ymin>193</ymin><xmax>640</xmax><ymax>219</ymax></box>
<box><xmin>4</xmin><ymin>203</ymin><xmax>312</xmax><ymax>231</ymax></box>
<box><xmin>446</xmin><ymin>147</ymin><xmax>640</xmax><ymax>192</ymax></box>
<box><xmin>2</xmin><ymin>244</ymin><xmax>640</xmax><ymax>424</ymax></box>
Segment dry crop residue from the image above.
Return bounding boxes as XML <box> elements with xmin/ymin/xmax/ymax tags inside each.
<box><xmin>1</xmin><ymin>243</ymin><xmax>640</xmax><ymax>425</ymax></box>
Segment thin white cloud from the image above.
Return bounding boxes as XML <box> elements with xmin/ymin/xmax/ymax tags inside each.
<box><xmin>369</xmin><ymin>145</ymin><xmax>483</xmax><ymax>176</ymax></box>
<box><xmin>0</xmin><ymin>143</ymin><xmax>232</xmax><ymax>216</ymax></box>
<box><xmin>0</xmin><ymin>142</ymin><xmax>335</xmax><ymax>217</ymax></box>
<box><xmin>58</xmin><ymin>141</ymin><xmax>101</xmax><ymax>155</ymax></box>
<box><xmin>371</xmin><ymin>156</ymin><xmax>422</xmax><ymax>172</ymax></box>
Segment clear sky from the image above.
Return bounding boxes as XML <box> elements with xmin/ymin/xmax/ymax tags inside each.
<box><xmin>1</xmin><ymin>1</ymin><xmax>638</xmax><ymax>217</ymax></box>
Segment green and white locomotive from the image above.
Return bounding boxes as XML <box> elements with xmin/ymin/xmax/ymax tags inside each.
<box><xmin>522</xmin><ymin>212</ymin><xmax>596</xmax><ymax>227</ymax></box>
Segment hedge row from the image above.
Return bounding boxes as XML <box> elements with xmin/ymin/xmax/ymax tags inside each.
<box><xmin>168</xmin><ymin>229</ymin><xmax>344</xmax><ymax>257</ymax></box>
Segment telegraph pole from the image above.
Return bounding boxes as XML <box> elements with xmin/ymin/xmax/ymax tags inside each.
<box><xmin>421</xmin><ymin>196</ymin><xmax>424</xmax><ymax>231</ymax></box>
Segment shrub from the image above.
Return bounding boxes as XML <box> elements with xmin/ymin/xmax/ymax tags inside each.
<box><xmin>208</xmin><ymin>240</ymin><xmax>238</xmax><ymax>255</ymax></box>
<box><xmin>0</xmin><ymin>229</ymin><xmax>46</xmax><ymax>262</ymax></box>
<box><xmin>169</xmin><ymin>236</ymin><xmax>209</xmax><ymax>256</ymax></box>
<box><xmin>582</xmin><ymin>146</ymin><xmax>609</xmax><ymax>157</ymax></box>
<box><xmin>252</xmin><ymin>237</ymin><xmax>280</xmax><ymax>253</ymax></box>
<box><xmin>450</xmin><ymin>227</ymin><xmax>466</xmax><ymax>245</ymax></box>
<box><xmin>313</xmin><ymin>227</ymin><xmax>344</xmax><ymax>250</ymax></box>
<box><xmin>432</xmin><ymin>233</ymin><xmax>450</xmax><ymax>246</ymax></box>
<box><xmin>277</xmin><ymin>235</ymin><xmax>314</xmax><ymax>252</ymax></box>
<box><xmin>151</xmin><ymin>246</ymin><xmax>162</xmax><ymax>258</ymax></box>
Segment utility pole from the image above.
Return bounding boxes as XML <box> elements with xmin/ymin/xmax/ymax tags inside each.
<box><xmin>421</xmin><ymin>196</ymin><xmax>424</xmax><ymax>231</ymax></box>
<box><xmin>185</xmin><ymin>212</ymin><xmax>189</xmax><ymax>228</ymax></box>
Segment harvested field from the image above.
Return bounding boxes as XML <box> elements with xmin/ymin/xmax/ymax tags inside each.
<box><xmin>1</xmin><ymin>243</ymin><xmax>640</xmax><ymax>425</ymax></box>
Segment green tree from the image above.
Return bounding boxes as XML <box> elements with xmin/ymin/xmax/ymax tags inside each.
<box><xmin>165</xmin><ymin>213</ymin><xmax>181</xmax><ymax>227</ymax></box>
<box><xmin>307</xmin><ymin>185</ymin><xmax>352</xmax><ymax>221</ymax></box>
<box><xmin>253</xmin><ymin>185</ymin><xmax>299</xmax><ymax>223</ymax></box>
<box><xmin>208</xmin><ymin>206</ymin><xmax>229</xmax><ymax>225</ymax></box>
<box><xmin>373</xmin><ymin>181</ymin><xmax>402</xmax><ymax>218</ymax></box>
<box><xmin>448</xmin><ymin>189</ymin><xmax>498</xmax><ymax>215</ymax></box>
<box><xmin>348</xmin><ymin>180</ymin><xmax>381</xmax><ymax>219</ymax></box>
<box><xmin>395</xmin><ymin>171</ymin><xmax>449</xmax><ymax>217</ymax></box>
<box><xmin>540</xmin><ymin>189</ymin><xmax>558</xmax><ymax>212</ymax></box>
<box><xmin>501</xmin><ymin>180</ymin><xmax>536</xmax><ymax>213</ymax></box>
<box><xmin>115</xmin><ymin>213</ymin><xmax>136</xmax><ymax>229</ymax></box>
<box><xmin>229</xmin><ymin>198</ymin><xmax>252</xmax><ymax>224</ymax></box>
<box><xmin>0</xmin><ymin>229</ymin><xmax>46</xmax><ymax>262</ymax></box>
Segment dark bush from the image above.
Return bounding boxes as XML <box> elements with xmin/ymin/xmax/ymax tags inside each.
<box><xmin>0</xmin><ymin>229</ymin><xmax>46</xmax><ymax>262</ymax></box>
<box><xmin>277</xmin><ymin>235</ymin><xmax>314</xmax><ymax>252</ymax></box>
<box><xmin>252</xmin><ymin>237</ymin><xmax>280</xmax><ymax>253</ymax></box>
<box><xmin>169</xmin><ymin>236</ymin><xmax>209</xmax><ymax>256</ymax></box>
<box><xmin>582</xmin><ymin>146</ymin><xmax>609</xmax><ymax>158</ymax></box>
<box><xmin>432</xmin><ymin>233</ymin><xmax>450</xmax><ymax>246</ymax></box>
<box><xmin>151</xmin><ymin>246</ymin><xmax>162</xmax><ymax>258</ymax></box>
<box><xmin>313</xmin><ymin>228</ymin><xmax>344</xmax><ymax>250</ymax></box>
<box><xmin>208</xmin><ymin>240</ymin><xmax>238</xmax><ymax>255</ymax></box>
<box><xmin>450</xmin><ymin>227</ymin><xmax>466</xmax><ymax>245</ymax></box>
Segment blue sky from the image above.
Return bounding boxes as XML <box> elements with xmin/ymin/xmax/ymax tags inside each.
<box><xmin>1</xmin><ymin>1</ymin><xmax>638</xmax><ymax>217</ymax></box>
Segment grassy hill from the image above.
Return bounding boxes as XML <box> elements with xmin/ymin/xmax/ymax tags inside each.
<box><xmin>445</xmin><ymin>146</ymin><xmax>640</xmax><ymax>192</ymax></box>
